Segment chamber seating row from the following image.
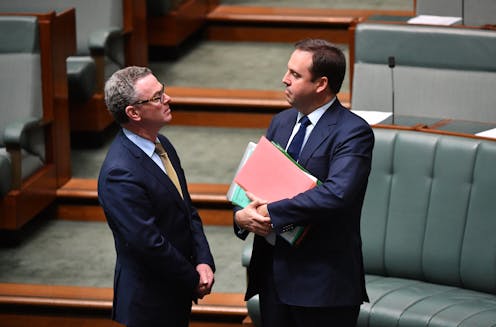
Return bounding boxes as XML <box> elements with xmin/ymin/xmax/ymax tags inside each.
<box><xmin>0</xmin><ymin>0</ymin><xmax>147</xmax><ymax>139</ymax></box>
<box><xmin>0</xmin><ymin>12</ymin><xmax>74</xmax><ymax>231</ymax></box>
<box><xmin>244</xmin><ymin>127</ymin><xmax>496</xmax><ymax>327</ymax></box>
<box><xmin>351</xmin><ymin>21</ymin><xmax>496</xmax><ymax>135</ymax></box>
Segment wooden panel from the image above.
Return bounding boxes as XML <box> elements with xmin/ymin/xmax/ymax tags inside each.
<box><xmin>206</xmin><ymin>24</ymin><xmax>351</xmax><ymax>44</ymax></box>
<box><xmin>205</xmin><ymin>5</ymin><xmax>413</xmax><ymax>43</ymax></box>
<box><xmin>170</xmin><ymin>110</ymin><xmax>274</xmax><ymax>128</ymax></box>
<box><xmin>147</xmin><ymin>0</ymin><xmax>209</xmax><ymax>46</ymax></box>
<box><xmin>69</xmin><ymin>93</ymin><xmax>114</xmax><ymax>132</ymax></box>
<box><xmin>123</xmin><ymin>0</ymin><xmax>148</xmax><ymax>67</ymax></box>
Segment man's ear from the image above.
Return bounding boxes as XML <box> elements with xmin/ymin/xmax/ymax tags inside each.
<box><xmin>315</xmin><ymin>76</ymin><xmax>329</xmax><ymax>94</ymax></box>
<box><xmin>125</xmin><ymin>105</ymin><xmax>141</xmax><ymax>122</ymax></box>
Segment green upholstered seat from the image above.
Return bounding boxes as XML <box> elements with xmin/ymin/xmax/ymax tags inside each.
<box><xmin>67</xmin><ymin>56</ymin><xmax>96</xmax><ymax>102</ymax></box>
<box><xmin>242</xmin><ymin>128</ymin><xmax>496</xmax><ymax>326</ymax></box>
<box><xmin>0</xmin><ymin>16</ymin><xmax>45</xmax><ymax>193</ymax></box>
<box><xmin>0</xmin><ymin>1</ymin><xmax>125</xmax><ymax>100</ymax></box>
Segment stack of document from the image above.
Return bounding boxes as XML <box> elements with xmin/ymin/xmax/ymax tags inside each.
<box><xmin>407</xmin><ymin>15</ymin><xmax>462</xmax><ymax>25</ymax></box>
<box><xmin>227</xmin><ymin>136</ymin><xmax>319</xmax><ymax>246</ymax></box>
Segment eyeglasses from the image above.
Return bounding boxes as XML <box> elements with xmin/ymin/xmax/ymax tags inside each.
<box><xmin>132</xmin><ymin>83</ymin><xmax>166</xmax><ymax>105</ymax></box>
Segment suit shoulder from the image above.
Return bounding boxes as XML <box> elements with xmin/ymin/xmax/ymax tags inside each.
<box><xmin>339</xmin><ymin>107</ymin><xmax>372</xmax><ymax>130</ymax></box>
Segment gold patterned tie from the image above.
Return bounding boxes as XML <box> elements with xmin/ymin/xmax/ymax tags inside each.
<box><xmin>155</xmin><ymin>142</ymin><xmax>184</xmax><ymax>199</ymax></box>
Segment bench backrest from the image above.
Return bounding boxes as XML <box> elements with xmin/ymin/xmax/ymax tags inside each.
<box><xmin>417</xmin><ymin>0</ymin><xmax>496</xmax><ymax>26</ymax></box>
<box><xmin>416</xmin><ymin>0</ymin><xmax>463</xmax><ymax>18</ymax></box>
<box><xmin>0</xmin><ymin>16</ymin><xmax>42</xmax><ymax>148</ymax></box>
<box><xmin>0</xmin><ymin>0</ymin><xmax>123</xmax><ymax>55</ymax></box>
<box><xmin>362</xmin><ymin>128</ymin><xmax>496</xmax><ymax>295</ymax></box>
<box><xmin>351</xmin><ymin>23</ymin><xmax>496</xmax><ymax>123</ymax></box>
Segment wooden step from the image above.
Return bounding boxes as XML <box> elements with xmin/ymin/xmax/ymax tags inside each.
<box><xmin>167</xmin><ymin>86</ymin><xmax>287</xmax><ymax>128</ymax></box>
<box><xmin>206</xmin><ymin>5</ymin><xmax>413</xmax><ymax>44</ymax></box>
<box><xmin>0</xmin><ymin>283</ymin><xmax>248</xmax><ymax>327</ymax></box>
<box><xmin>166</xmin><ymin>86</ymin><xmax>350</xmax><ymax>128</ymax></box>
<box><xmin>55</xmin><ymin>178</ymin><xmax>234</xmax><ymax>225</ymax></box>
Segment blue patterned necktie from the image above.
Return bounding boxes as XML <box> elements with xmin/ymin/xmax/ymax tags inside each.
<box><xmin>287</xmin><ymin>116</ymin><xmax>311</xmax><ymax>161</ymax></box>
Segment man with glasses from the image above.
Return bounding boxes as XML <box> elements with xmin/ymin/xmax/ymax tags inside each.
<box><xmin>98</xmin><ymin>66</ymin><xmax>215</xmax><ymax>327</ymax></box>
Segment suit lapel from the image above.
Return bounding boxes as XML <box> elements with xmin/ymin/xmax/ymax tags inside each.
<box><xmin>298</xmin><ymin>101</ymin><xmax>341</xmax><ymax>167</ymax></box>
<box><xmin>120</xmin><ymin>131</ymin><xmax>186</xmax><ymax>207</ymax></box>
<box><xmin>273</xmin><ymin>109</ymin><xmax>298</xmax><ymax>149</ymax></box>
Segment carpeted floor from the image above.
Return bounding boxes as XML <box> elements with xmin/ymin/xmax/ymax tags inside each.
<box><xmin>220</xmin><ymin>0</ymin><xmax>414</xmax><ymax>10</ymax></box>
<box><xmin>0</xmin><ymin>219</ymin><xmax>250</xmax><ymax>293</ymax></box>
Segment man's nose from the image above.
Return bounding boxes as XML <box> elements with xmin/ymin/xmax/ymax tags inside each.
<box><xmin>282</xmin><ymin>71</ymin><xmax>290</xmax><ymax>86</ymax></box>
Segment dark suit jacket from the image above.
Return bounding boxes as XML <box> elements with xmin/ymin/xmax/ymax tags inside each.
<box><xmin>236</xmin><ymin>99</ymin><xmax>373</xmax><ymax>307</ymax></box>
<box><xmin>98</xmin><ymin>130</ymin><xmax>215</xmax><ymax>326</ymax></box>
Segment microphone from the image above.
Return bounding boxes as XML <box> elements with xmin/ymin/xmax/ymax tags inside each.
<box><xmin>388</xmin><ymin>56</ymin><xmax>396</xmax><ymax>125</ymax></box>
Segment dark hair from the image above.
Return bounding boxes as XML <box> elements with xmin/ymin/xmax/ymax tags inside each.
<box><xmin>104</xmin><ymin>66</ymin><xmax>152</xmax><ymax>124</ymax></box>
<box><xmin>295</xmin><ymin>39</ymin><xmax>346</xmax><ymax>94</ymax></box>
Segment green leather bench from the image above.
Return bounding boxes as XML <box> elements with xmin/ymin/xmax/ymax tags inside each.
<box><xmin>243</xmin><ymin>127</ymin><xmax>496</xmax><ymax>326</ymax></box>
<box><xmin>0</xmin><ymin>16</ymin><xmax>45</xmax><ymax>191</ymax></box>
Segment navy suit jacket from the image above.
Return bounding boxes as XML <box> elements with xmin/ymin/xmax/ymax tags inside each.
<box><xmin>237</xmin><ymin>99</ymin><xmax>373</xmax><ymax>307</ymax></box>
<box><xmin>98</xmin><ymin>130</ymin><xmax>215</xmax><ymax>326</ymax></box>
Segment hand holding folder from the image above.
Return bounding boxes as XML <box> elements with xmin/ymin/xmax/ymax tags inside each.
<box><xmin>228</xmin><ymin>136</ymin><xmax>319</xmax><ymax>246</ymax></box>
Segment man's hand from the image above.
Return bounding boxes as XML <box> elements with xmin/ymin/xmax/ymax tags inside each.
<box><xmin>234</xmin><ymin>192</ymin><xmax>272</xmax><ymax>236</ymax></box>
<box><xmin>196</xmin><ymin>263</ymin><xmax>214</xmax><ymax>299</ymax></box>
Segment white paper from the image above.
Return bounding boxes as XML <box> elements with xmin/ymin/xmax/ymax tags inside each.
<box><xmin>226</xmin><ymin>141</ymin><xmax>257</xmax><ymax>201</ymax></box>
<box><xmin>352</xmin><ymin>110</ymin><xmax>392</xmax><ymax>125</ymax></box>
<box><xmin>408</xmin><ymin>15</ymin><xmax>462</xmax><ymax>26</ymax></box>
<box><xmin>475</xmin><ymin>128</ymin><xmax>496</xmax><ymax>139</ymax></box>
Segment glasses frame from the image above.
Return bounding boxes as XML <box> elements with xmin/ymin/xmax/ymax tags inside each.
<box><xmin>132</xmin><ymin>83</ymin><xmax>166</xmax><ymax>106</ymax></box>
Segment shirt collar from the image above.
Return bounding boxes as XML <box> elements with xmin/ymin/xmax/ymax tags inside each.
<box><xmin>123</xmin><ymin>128</ymin><xmax>156</xmax><ymax>158</ymax></box>
<box><xmin>297</xmin><ymin>97</ymin><xmax>336</xmax><ymax>125</ymax></box>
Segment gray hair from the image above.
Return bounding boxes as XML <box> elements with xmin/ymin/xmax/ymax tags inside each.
<box><xmin>104</xmin><ymin>66</ymin><xmax>152</xmax><ymax>124</ymax></box>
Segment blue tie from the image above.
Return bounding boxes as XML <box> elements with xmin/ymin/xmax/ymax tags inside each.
<box><xmin>287</xmin><ymin>116</ymin><xmax>311</xmax><ymax>161</ymax></box>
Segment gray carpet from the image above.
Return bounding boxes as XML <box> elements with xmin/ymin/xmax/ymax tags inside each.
<box><xmin>0</xmin><ymin>219</ymin><xmax>250</xmax><ymax>293</ymax></box>
<box><xmin>220</xmin><ymin>0</ymin><xmax>414</xmax><ymax>10</ymax></box>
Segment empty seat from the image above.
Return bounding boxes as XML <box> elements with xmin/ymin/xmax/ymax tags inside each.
<box><xmin>351</xmin><ymin>22</ymin><xmax>496</xmax><ymax>123</ymax></box>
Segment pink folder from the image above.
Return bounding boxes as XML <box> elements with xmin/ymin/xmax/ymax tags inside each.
<box><xmin>234</xmin><ymin>136</ymin><xmax>317</xmax><ymax>202</ymax></box>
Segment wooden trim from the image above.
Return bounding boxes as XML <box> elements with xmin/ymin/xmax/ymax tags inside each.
<box><xmin>57</xmin><ymin>179</ymin><xmax>229</xmax><ymax>202</ymax></box>
<box><xmin>374</xmin><ymin>124</ymin><xmax>496</xmax><ymax>141</ymax></box>
<box><xmin>0</xmin><ymin>283</ymin><xmax>246</xmax><ymax>317</ymax></box>
<box><xmin>207</xmin><ymin>6</ymin><xmax>413</xmax><ymax>24</ymax></box>
<box><xmin>56</xmin><ymin>179</ymin><xmax>234</xmax><ymax>225</ymax></box>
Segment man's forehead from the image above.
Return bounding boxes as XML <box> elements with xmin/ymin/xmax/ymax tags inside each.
<box><xmin>288</xmin><ymin>50</ymin><xmax>313</xmax><ymax>72</ymax></box>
